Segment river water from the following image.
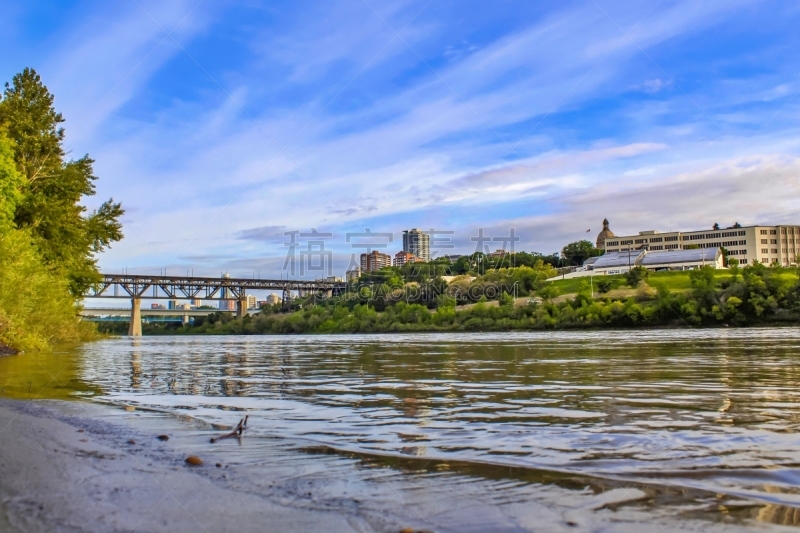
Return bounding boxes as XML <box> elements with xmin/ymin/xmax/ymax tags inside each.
<box><xmin>3</xmin><ymin>329</ymin><xmax>800</xmax><ymax>531</ymax></box>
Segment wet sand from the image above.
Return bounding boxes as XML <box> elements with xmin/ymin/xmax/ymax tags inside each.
<box><xmin>0</xmin><ymin>399</ymin><xmax>369</xmax><ymax>533</ymax></box>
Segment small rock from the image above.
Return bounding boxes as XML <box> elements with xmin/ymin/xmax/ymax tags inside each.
<box><xmin>185</xmin><ymin>456</ymin><xmax>203</xmax><ymax>466</ymax></box>
<box><xmin>215</xmin><ymin>463</ymin><xmax>222</xmax><ymax>468</ymax></box>
<box><xmin>79</xmin><ymin>439</ymin><xmax>88</xmax><ymax>443</ymax></box>
<box><xmin>127</xmin><ymin>439</ymin><xmax>136</xmax><ymax>445</ymax></box>
<box><xmin>124</xmin><ymin>406</ymin><xmax>135</xmax><ymax>411</ymax></box>
<box><xmin>400</xmin><ymin>528</ymin><xmax>415</xmax><ymax>533</ymax></box>
<box><xmin>77</xmin><ymin>429</ymin><xmax>84</xmax><ymax>433</ymax></box>
<box><xmin>157</xmin><ymin>435</ymin><xmax>169</xmax><ymax>441</ymax></box>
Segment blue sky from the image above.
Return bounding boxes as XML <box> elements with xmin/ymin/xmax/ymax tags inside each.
<box><xmin>3</xmin><ymin>0</ymin><xmax>800</xmax><ymax>279</ymax></box>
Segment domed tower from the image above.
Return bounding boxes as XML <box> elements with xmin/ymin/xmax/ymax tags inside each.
<box><xmin>595</xmin><ymin>218</ymin><xmax>615</xmax><ymax>249</ymax></box>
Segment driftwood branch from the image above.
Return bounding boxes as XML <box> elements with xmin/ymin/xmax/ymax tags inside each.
<box><xmin>210</xmin><ymin>416</ymin><xmax>248</xmax><ymax>443</ymax></box>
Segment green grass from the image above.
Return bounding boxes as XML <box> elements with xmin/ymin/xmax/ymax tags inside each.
<box><xmin>549</xmin><ymin>267</ymin><xmax>799</xmax><ymax>295</ymax></box>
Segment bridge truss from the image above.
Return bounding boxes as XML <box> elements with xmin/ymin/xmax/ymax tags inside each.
<box><xmin>87</xmin><ymin>274</ymin><xmax>347</xmax><ymax>301</ymax></box>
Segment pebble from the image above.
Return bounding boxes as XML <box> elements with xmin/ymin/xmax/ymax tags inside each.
<box><xmin>185</xmin><ymin>456</ymin><xmax>203</xmax><ymax>466</ymax></box>
<box><xmin>157</xmin><ymin>435</ymin><xmax>169</xmax><ymax>441</ymax></box>
<box><xmin>124</xmin><ymin>406</ymin><xmax>135</xmax><ymax>411</ymax></box>
<box><xmin>127</xmin><ymin>439</ymin><xmax>136</xmax><ymax>445</ymax></box>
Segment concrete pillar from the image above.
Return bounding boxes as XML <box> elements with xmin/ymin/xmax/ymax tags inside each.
<box><xmin>128</xmin><ymin>297</ymin><xmax>142</xmax><ymax>336</ymax></box>
<box><xmin>237</xmin><ymin>297</ymin><xmax>248</xmax><ymax>320</ymax></box>
<box><xmin>182</xmin><ymin>313</ymin><xmax>190</xmax><ymax>325</ymax></box>
<box><xmin>325</xmin><ymin>289</ymin><xmax>333</xmax><ymax>299</ymax></box>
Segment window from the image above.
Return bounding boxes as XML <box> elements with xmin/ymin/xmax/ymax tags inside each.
<box><xmin>738</xmin><ymin>230</ymin><xmax>746</xmax><ymax>236</ymax></box>
<box><xmin>665</xmin><ymin>244</ymin><xmax>679</xmax><ymax>250</ymax></box>
<box><xmin>770</xmin><ymin>239</ymin><xmax>777</xmax><ymax>244</ymax></box>
<box><xmin>782</xmin><ymin>249</ymin><xmax>788</xmax><ymax>254</ymax></box>
<box><xmin>739</xmin><ymin>240</ymin><xmax>747</xmax><ymax>245</ymax></box>
<box><xmin>634</xmin><ymin>238</ymin><xmax>647</xmax><ymax>244</ymax></box>
<box><xmin>760</xmin><ymin>230</ymin><xmax>768</xmax><ymax>235</ymax></box>
<box><xmin>781</xmin><ymin>228</ymin><xmax>787</xmax><ymax>234</ymax></box>
<box><xmin>606</xmin><ymin>241</ymin><xmax>618</xmax><ymax>246</ymax></box>
<box><xmin>762</xmin><ymin>248</ymin><xmax>769</xmax><ymax>254</ymax></box>
<box><xmin>761</xmin><ymin>239</ymin><xmax>768</xmax><ymax>244</ymax></box>
<box><xmin>621</xmin><ymin>240</ymin><xmax>633</xmax><ymax>245</ymax></box>
<box><xmin>664</xmin><ymin>236</ymin><xmax>678</xmax><ymax>242</ymax></box>
<box><xmin>741</xmin><ymin>259</ymin><xmax>748</xmax><ymax>264</ymax></box>
<box><xmin>771</xmin><ymin>249</ymin><xmax>778</xmax><ymax>254</ymax></box>
<box><xmin>770</xmin><ymin>230</ymin><xmax>777</xmax><ymax>235</ymax></box>
<box><xmin>649</xmin><ymin>237</ymin><xmax>663</xmax><ymax>243</ymax></box>
<box><xmin>650</xmin><ymin>245</ymin><xmax>663</xmax><ymax>250</ymax></box>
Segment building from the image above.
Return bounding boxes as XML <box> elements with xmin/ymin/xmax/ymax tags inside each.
<box><xmin>191</xmin><ymin>299</ymin><xmax>202</xmax><ymax>307</ymax></box>
<box><xmin>442</xmin><ymin>254</ymin><xmax>463</xmax><ymax>263</ymax></box>
<box><xmin>151</xmin><ymin>303</ymin><xmax>166</xmax><ymax>310</ymax></box>
<box><xmin>218</xmin><ymin>299</ymin><xmax>235</xmax><ymax>311</ymax></box>
<box><xmin>554</xmin><ymin>247</ymin><xmax>723</xmax><ymax>280</ymax></box>
<box><xmin>167</xmin><ymin>299</ymin><xmax>178</xmax><ymax>310</ymax></box>
<box><xmin>346</xmin><ymin>268</ymin><xmax>361</xmax><ymax>281</ymax></box>
<box><xmin>360</xmin><ymin>251</ymin><xmax>392</xmax><ymax>272</ymax></box>
<box><xmin>599</xmin><ymin>222</ymin><xmax>800</xmax><ymax>266</ymax></box>
<box><xmin>257</xmin><ymin>293</ymin><xmax>282</xmax><ymax>308</ymax></box>
<box><xmin>595</xmin><ymin>218</ymin><xmax>615</xmax><ymax>249</ymax></box>
<box><xmin>246</xmin><ymin>294</ymin><xmax>257</xmax><ymax>310</ymax></box>
<box><xmin>402</xmin><ymin>229</ymin><xmax>430</xmax><ymax>262</ymax></box>
<box><xmin>394</xmin><ymin>251</ymin><xmax>420</xmax><ymax>267</ymax></box>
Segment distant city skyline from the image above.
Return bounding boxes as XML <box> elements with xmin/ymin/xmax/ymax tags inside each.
<box><xmin>4</xmin><ymin>0</ymin><xmax>800</xmax><ymax>280</ymax></box>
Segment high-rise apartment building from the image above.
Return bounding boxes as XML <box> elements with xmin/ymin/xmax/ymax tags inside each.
<box><xmin>599</xmin><ymin>221</ymin><xmax>800</xmax><ymax>266</ymax></box>
<box><xmin>394</xmin><ymin>251</ymin><xmax>420</xmax><ymax>267</ymax></box>
<box><xmin>360</xmin><ymin>251</ymin><xmax>392</xmax><ymax>272</ymax></box>
<box><xmin>246</xmin><ymin>294</ymin><xmax>257</xmax><ymax>309</ymax></box>
<box><xmin>402</xmin><ymin>229</ymin><xmax>430</xmax><ymax>262</ymax></box>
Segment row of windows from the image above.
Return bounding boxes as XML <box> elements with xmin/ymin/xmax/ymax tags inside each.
<box><xmin>780</xmin><ymin>228</ymin><xmax>800</xmax><ymax>234</ymax></box>
<box><xmin>727</xmin><ymin>249</ymin><xmax>748</xmax><ymax>255</ymax></box>
<box><xmin>760</xmin><ymin>229</ymin><xmax>778</xmax><ymax>235</ymax></box>
<box><xmin>761</xmin><ymin>248</ymin><xmax>780</xmax><ymax>254</ymax></box>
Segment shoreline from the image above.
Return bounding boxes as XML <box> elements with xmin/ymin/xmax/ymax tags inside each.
<box><xmin>0</xmin><ymin>343</ymin><xmax>18</xmax><ymax>356</ymax></box>
<box><xmin>0</xmin><ymin>399</ymin><xmax>375</xmax><ymax>533</ymax></box>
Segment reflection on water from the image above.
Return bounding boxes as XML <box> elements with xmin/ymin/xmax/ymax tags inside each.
<box><xmin>4</xmin><ymin>328</ymin><xmax>800</xmax><ymax>529</ymax></box>
<box><xmin>0</xmin><ymin>345</ymin><xmax>99</xmax><ymax>400</ymax></box>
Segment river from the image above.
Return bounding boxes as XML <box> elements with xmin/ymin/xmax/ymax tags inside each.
<box><xmin>3</xmin><ymin>328</ymin><xmax>800</xmax><ymax>531</ymax></box>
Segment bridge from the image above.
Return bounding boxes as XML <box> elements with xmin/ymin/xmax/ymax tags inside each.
<box><xmin>80</xmin><ymin>306</ymin><xmax>241</xmax><ymax>325</ymax></box>
<box><xmin>86</xmin><ymin>273</ymin><xmax>347</xmax><ymax>336</ymax></box>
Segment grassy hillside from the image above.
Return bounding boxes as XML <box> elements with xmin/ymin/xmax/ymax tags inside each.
<box><xmin>548</xmin><ymin>268</ymin><xmax>799</xmax><ymax>296</ymax></box>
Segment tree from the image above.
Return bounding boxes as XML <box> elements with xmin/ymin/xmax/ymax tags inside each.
<box><xmin>713</xmin><ymin>222</ymin><xmax>720</xmax><ymax>230</ymax></box>
<box><xmin>597</xmin><ymin>279</ymin><xmax>613</xmax><ymax>294</ymax></box>
<box><xmin>0</xmin><ymin>68</ymin><xmax>124</xmax><ymax>296</ymax></box>
<box><xmin>624</xmin><ymin>266</ymin><xmax>649</xmax><ymax>287</ymax></box>
<box><xmin>733</xmin><ymin>222</ymin><xmax>742</xmax><ymax>228</ymax></box>
<box><xmin>561</xmin><ymin>240</ymin><xmax>602</xmax><ymax>266</ymax></box>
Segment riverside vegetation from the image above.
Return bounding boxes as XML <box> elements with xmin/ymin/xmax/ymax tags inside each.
<box><xmin>130</xmin><ymin>257</ymin><xmax>800</xmax><ymax>335</ymax></box>
<box><xmin>0</xmin><ymin>69</ymin><xmax>123</xmax><ymax>352</ymax></box>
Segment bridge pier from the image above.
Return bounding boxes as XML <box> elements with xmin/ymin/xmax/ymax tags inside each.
<box><xmin>128</xmin><ymin>297</ymin><xmax>142</xmax><ymax>336</ymax></box>
<box><xmin>237</xmin><ymin>297</ymin><xmax>248</xmax><ymax>320</ymax></box>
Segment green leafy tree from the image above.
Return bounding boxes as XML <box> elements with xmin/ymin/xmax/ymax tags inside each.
<box><xmin>561</xmin><ymin>240</ymin><xmax>602</xmax><ymax>266</ymax></box>
<box><xmin>597</xmin><ymin>279</ymin><xmax>613</xmax><ymax>294</ymax></box>
<box><xmin>624</xmin><ymin>266</ymin><xmax>649</xmax><ymax>287</ymax></box>
<box><xmin>0</xmin><ymin>68</ymin><xmax>124</xmax><ymax>296</ymax></box>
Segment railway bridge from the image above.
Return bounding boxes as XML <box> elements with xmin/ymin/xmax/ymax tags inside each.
<box><xmin>86</xmin><ymin>274</ymin><xmax>347</xmax><ymax>336</ymax></box>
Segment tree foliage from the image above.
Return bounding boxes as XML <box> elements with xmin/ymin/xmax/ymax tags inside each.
<box><xmin>0</xmin><ymin>68</ymin><xmax>124</xmax><ymax>296</ymax></box>
<box><xmin>0</xmin><ymin>68</ymin><xmax>122</xmax><ymax>350</ymax></box>
<box><xmin>561</xmin><ymin>240</ymin><xmax>602</xmax><ymax>266</ymax></box>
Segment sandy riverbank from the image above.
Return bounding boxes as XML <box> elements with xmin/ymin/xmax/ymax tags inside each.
<box><xmin>0</xmin><ymin>399</ymin><xmax>378</xmax><ymax>533</ymax></box>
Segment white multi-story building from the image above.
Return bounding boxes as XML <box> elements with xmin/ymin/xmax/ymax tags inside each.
<box><xmin>600</xmin><ymin>223</ymin><xmax>800</xmax><ymax>266</ymax></box>
<box><xmin>402</xmin><ymin>229</ymin><xmax>430</xmax><ymax>262</ymax></box>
